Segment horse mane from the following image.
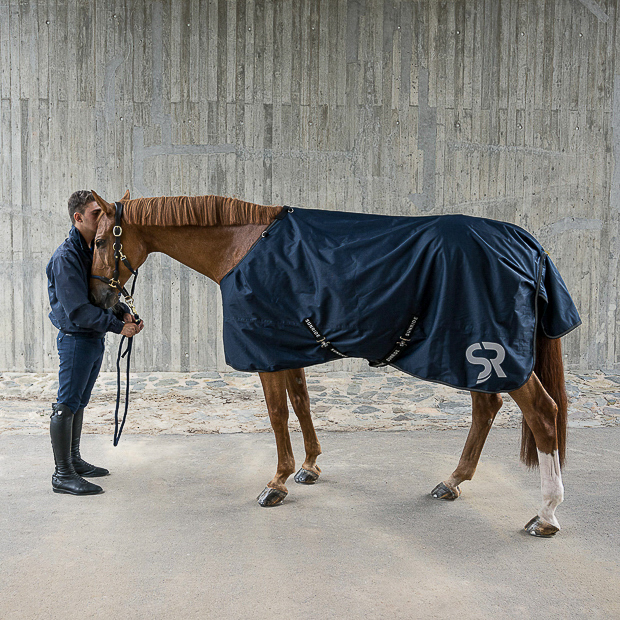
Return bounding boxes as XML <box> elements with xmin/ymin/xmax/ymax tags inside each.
<box><xmin>122</xmin><ymin>195</ymin><xmax>282</xmax><ymax>227</ymax></box>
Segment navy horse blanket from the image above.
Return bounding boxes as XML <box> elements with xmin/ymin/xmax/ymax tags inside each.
<box><xmin>220</xmin><ymin>208</ymin><xmax>581</xmax><ymax>393</ymax></box>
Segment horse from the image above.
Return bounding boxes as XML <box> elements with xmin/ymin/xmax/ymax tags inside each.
<box><xmin>88</xmin><ymin>190</ymin><xmax>581</xmax><ymax>538</ymax></box>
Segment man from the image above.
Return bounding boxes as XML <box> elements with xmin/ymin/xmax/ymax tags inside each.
<box><xmin>46</xmin><ymin>190</ymin><xmax>144</xmax><ymax>495</ymax></box>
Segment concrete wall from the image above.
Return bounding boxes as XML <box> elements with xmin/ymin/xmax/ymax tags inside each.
<box><xmin>1</xmin><ymin>0</ymin><xmax>618</xmax><ymax>372</ymax></box>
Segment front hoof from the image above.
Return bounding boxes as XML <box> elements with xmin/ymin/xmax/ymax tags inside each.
<box><xmin>257</xmin><ymin>486</ymin><xmax>287</xmax><ymax>507</ymax></box>
<box><xmin>524</xmin><ymin>515</ymin><xmax>560</xmax><ymax>538</ymax></box>
<box><xmin>430</xmin><ymin>482</ymin><xmax>461</xmax><ymax>500</ymax></box>
<box><xmin>294</xmin><ymin>468</ymin><xmax>320</xmax><ymax>484</ymax></box>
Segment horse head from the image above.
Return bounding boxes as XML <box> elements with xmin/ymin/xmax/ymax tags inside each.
<box><xmin>89</xmin><ymin>190</ymin><xmax>148</xmax><ymax>310</ymax></box>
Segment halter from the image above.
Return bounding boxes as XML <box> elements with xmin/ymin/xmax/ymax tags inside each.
<box><xmin>90</xmin><ymin>200</ymin><xmax>141</xmax><ymax>445</ymax></box>
<box><xmin>90</xmin><ymin>201</ymin><xmax>140</xmax><ymax>321</ymax></box>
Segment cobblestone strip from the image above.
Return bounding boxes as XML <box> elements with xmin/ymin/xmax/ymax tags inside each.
<box><xmin>0</xmin><ymin>369</ymin><xmax>618</xmax><ymax>436</ymax></box>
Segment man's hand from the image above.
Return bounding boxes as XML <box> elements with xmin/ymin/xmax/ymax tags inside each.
<box><xmin>121</xmin><ymin>314</ymin><xmax>145</xmax><ymax>338</ymax></box>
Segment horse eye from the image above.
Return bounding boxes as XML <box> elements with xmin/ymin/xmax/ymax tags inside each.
<box><xmin>95</xmin><ymin>239</ymin><xmax>106</xmax><ymax>249</ymax></box>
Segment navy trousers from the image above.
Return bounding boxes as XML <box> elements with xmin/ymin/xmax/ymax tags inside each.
<box><xmin>56</xmin><ymin>332</ymin><xmax>105</xmax><ymax>413</ymax></box>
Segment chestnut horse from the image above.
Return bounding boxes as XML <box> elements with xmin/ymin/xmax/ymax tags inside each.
<box><xmin>89</xmin><ymin>191</ymin><xmax>569</xmax><ymax>538</ymax></box>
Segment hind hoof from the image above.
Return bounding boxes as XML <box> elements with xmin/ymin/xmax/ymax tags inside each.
<box><xmin>430</xmin><ymin>482</ymin><xmax>461</xmax><ymax>500</ymax></box>
<box><xmin>294</xmin><ymin>468</ymin><xmax>320</xmax><ymax>484</ymax></box>
<box><xmin>257</xmin><ymin>486</ymin><xmax>287</xmax><ymax>507</ymax></box>
<box><xmin>524</xmin><ymin>515</ymin><xmax>560</xmax><ymax>538</ymax></box>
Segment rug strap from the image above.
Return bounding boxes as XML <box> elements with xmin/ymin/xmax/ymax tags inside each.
<box><xmin>302</xmin><ymin>318</ymin><xmax>349</xmax><ymax>359</ymax></box>
<box><xmin>368</xmin><ymin>315</ymin><xmax>419</xmax><ymax>368</ymax></box>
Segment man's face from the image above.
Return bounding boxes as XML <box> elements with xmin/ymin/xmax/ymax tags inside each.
<box><xmin>74</xmin><ymin>201</ymin><xmax>101</xmax><ymax>238</ymax></box>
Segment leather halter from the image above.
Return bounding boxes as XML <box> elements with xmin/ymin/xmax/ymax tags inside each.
<box><xmin>90</xmin><ymin>200</ymin><xmax>141</xmax><ymax>446</ymax></box>
<box><xmin>90</xmin><ymin>201</ymin><xmax>140</xmax><ymax>320</ymax></box>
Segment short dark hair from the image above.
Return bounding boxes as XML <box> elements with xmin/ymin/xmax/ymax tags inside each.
<box><xmin>68</xmin><ymin>190</ymin><xmax>95</xmax><ymax>225</ymax></box>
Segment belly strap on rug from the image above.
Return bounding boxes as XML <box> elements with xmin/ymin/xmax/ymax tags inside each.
<box><xmin>368</xmin><ymin>314</ymin><xmax>419</xmax><ymax>368</ymax></box>
<box><xmin>302</xmin><ymin>318</ymin><xmax>349</xmax><ymax>359</ymax></box>
<box><xmin>302</xmin><ymin>314</ymin><xmax>419</xmax><ymax>367</ymax></box>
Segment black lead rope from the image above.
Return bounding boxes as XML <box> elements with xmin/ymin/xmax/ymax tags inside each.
<box><xmin>114</xmin><ymin>334</ymin><xmax>132</xmax><ymax>446</ymax></box>
<box><xmin>113</xmin><ymin>271</ymin><xmax>140</xmax><ymax>446</ymax></box>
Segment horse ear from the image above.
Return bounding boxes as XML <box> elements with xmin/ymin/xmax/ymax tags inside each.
<box><xmin>91</xmin><ymin>190</ymin><xmax>114</xmax><ymax>216</ymax></box>
<box><xmin>121</xmin><ymin>189</ymin><xmax>130</xmax><ymax>201</ymax></box>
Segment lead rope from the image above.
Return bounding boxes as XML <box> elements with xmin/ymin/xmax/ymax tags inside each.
<box><xmin>113</xmin><ymin>269</ymin><xmax>140</xmax><ymax>446</ymax></box>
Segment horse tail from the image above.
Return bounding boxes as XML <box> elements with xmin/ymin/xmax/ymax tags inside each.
<box><xmin>520</xmin><ymin>334</ymin><xmax>568</xmax><ymax>469</ymax></box>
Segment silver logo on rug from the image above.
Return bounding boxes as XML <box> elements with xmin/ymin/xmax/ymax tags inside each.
<box><xmin>466</xmin><ymin>342</ymin><xmax>507</xmax><ymax>384</ymax></box>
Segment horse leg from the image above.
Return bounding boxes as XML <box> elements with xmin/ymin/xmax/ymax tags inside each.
<box><xmin>256</xmin><ymin>370</ymin><xmax>296</xmax><ymax>507</ymax></box>
<box><xmin>431</xmin><ymin>392</ymin><xmax>503</xmax><ymax>500</ymax></box>
<box><xmin>510</xmin><ymin>373</ymin><xmax>564</xmax><ymax>537</ymax></box>
<box><xmin>284</xmin><ymin>369</ymin><xmax>322</xmax><ymax>484</ymax></box>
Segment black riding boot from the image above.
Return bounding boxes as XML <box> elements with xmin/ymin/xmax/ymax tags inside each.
<box><xmin>50</xmin><ymin>404</ymin><xmax>103</xmax><ymax>495</ymax></box>
<box><xmin>71</xmin><ymin>408</ymin><xmax>109</xmax><ymax>477</ymax></box>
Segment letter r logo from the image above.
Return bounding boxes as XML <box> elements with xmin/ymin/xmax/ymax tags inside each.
<box><xmin>466</xmin><ymin>342</ymin><xmax>507</xmax><ymax>384</ymax></box>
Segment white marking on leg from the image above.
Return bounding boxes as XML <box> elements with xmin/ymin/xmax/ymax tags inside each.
<box><xmin>537</xmin><ymin>449</ymin><xmax>564</xmax><ymax>529</ymax></box>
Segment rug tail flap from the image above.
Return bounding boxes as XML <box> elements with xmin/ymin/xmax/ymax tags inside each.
<box><xmin>538</xmin><ymin>255</ymin><xmax>582</xmax><ymax>339</ymax></box>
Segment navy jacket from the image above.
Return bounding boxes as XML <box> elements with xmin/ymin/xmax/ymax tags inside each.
<box><xmin>220</xmin><ymin>209</ymin><xmax>581</xmax><ymax>393</ymax></box>
<box><xmin>47</xmin><ymin>226</ymin><xmax>128</xmax><ymax>338</ymax></box>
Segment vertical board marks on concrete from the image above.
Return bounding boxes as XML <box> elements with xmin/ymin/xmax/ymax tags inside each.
<box><xmin>0</xmin><ymin>0</ymin><xmax>617</xmax><ymax>372</ymax></box>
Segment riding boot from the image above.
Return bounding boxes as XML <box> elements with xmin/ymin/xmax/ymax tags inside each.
<box><xmin>71</xmin><ymin>407</ymin><xmax>110</xmax><ymax>477</ymax></box>
<box><xmin>50</xmin><ymin>404</ymin><xmax>103</xmax><ymax>495</ymax></box>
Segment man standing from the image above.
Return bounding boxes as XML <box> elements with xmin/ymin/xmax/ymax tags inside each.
<box><xmin>46</xmin><ymin>190</ymin><xmax>144</xmax><ymax>495</ymax></box>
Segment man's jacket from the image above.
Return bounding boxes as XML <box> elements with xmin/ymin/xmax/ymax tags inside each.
<box><xmin>46</xmin><ymin>226</ymin><xmax>128</xmax><ymax>338</ymax></box>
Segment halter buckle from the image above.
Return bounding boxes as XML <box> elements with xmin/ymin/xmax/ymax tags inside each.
<box><xmin>113</xmin><ymin>225</ymin><xmax>122</xmax><ymax>237</ymax></box>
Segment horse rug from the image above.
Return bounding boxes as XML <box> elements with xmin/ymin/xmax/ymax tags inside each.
<box><xmin>219</xmin><ymin>208</ymin><xmax>581</xmax><ymax>393</ymax></box>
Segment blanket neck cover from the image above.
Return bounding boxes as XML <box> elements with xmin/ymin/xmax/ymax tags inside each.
<box><xmin>220</xmin><ymin>208</ymin><xmax>581</xmax><ymax>393</ymax></box>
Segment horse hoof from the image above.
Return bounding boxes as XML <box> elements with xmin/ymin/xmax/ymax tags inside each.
<box><xmin>294</xmin><ymin>468</ymin><xmax>320</xmax><ymax>484</ymax></box>
<box><xmin>257</xmin><ymin>486</ymin><xmax>287</xmax><ymax>507</ymax></box>
<box><xmin>524</xmin><ymin>515</ymin><xmax>560</xmax><ymax>538</ymax></box>
<box><xmin>430</xmin><ymin>482</ymin><xmax>461</xmax><ymax>500</ymax></box>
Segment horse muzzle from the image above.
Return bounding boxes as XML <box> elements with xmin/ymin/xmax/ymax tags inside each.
<box><xmin>89</xmin><ymin>283</ymin><xmax>120</xmax><ymax>310</ymax></box>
